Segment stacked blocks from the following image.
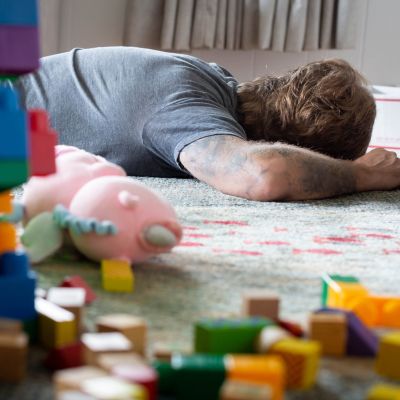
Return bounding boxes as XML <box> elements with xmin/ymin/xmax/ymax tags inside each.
<box><xmin>101</xmin><ymin>259</ymin><xmax>134</xmax><ymax>292</ymax></box>
<box><xmin>375</xmin><ymin>331</ymin><xmax>400</xmax><ymax>380</ymax></box>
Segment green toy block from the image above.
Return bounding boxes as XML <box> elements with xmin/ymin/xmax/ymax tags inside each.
<box><xmin>321</xmin><ymin>274</ymin><xmax>359</xmax><ymax>306</ymax></box>
<box><xmin>195</xmin><ymin>317</ymin><xmax>273</xmax><ymax>354</ymax></box>
<box><xmin>172</xmin><ymin>354</ymin><xmax>226</xmax><ymax>400</ymax></box>
<box><xmin>0</xmin><ymin>159</ymin><xmax>29</xmax><ymax>190</ymax></box>
<box><xmin>152</xmin><ymin>360</ymin><xmax>177</xmax><ymax>395</ymax></box>
<box><xmin>0</xmin><ymin>74</ymin><xmax>18</xmax><ymax>82</ymax></box>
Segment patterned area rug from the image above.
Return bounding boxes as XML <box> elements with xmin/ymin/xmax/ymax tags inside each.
<box><xmin>3</xmin><ymin>178</ymin><xmax>400</xmax><ymax>400</ymax></box>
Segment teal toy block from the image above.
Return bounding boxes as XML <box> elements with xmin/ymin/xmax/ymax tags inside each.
<box><xmin>0</xmin><ymin>252</ymin><xmax>36</xmax><ymax>320</ymax></box>
<box><xmin>0</xmin><ymin>85</ymin><xmax>29</xmax><ymax>159</ymax></box>
<box><xmin>0</xmin><ymin>0</ymin><xmax>38</xmax><ymax>26</ymax></box>
<box><xmin>195</xmin><ymin>317</ymin><xmax>273</xmax><ymax>354</ymax></box>
<box><xmin>152</xmin><ymin>360</ymin><xmax>177</xmax><ymax>395</ymax></box>
<box><xmin>321</xmin><ymin>274</ymin><xmax>359</xmax><ymax>306</ymax></box>
<box><xmin>0</xmin><ymin>159</ymin><xmax>29</xmax><ymax>190</ymax></box>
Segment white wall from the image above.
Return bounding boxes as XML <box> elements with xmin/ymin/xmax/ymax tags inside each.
<box><xmin>39</xmin><ymin>0</ymin><xmax>400</xmax><ymax>85</ymax></box>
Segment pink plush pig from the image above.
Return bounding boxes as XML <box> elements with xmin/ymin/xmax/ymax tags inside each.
<box><xmin>20</xmin><ymin>145</ymin><xmax>182</xmax><ymax>263</ymax></box>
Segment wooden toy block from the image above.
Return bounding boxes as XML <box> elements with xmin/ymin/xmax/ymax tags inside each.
<box><xmin>0</xmin><ymin>331</ymin><xmax>28</xmax><ymax>382</ymax></box>
<box><xmin>97</xmin><ymin>352</ymin><xmax>146</xmax><ymax>373</ymax></box>
<box><xmin>47</xmin><ymin>287</ymin><xmax>85</xmax><ymax>331</ymax></box>
<box><xmin>376</xmin><ymin>331</ymin><xmax>400</xmax><ymax>380</ymax></box>
<box><xmin>81</xmin><ymin>332</ymin><xmax>133</xmax><ymax>366</ymax></box>
<box><xmin>35</xmin><ymin>297</ymin><xmax>77</xmax><ymax>349</ymax></box>
<box><xmin>0</xmin><ymin>25</ymin><xmax>39</xmax><ymax>73</ymax></box>
<box><xmin>0</xmin><ymin>159</ymin><xmax>29</xmax><ymax>191</ymax></box>
<box><xmin>44</xmin><ymin>342</ymin><xmax>83</xmax><ymax>371</ymax></box>
<box><xmin>321</xmin><ymin>273</ymin><xmax>359</xmax><ymax>306</ymax></box>
<box><xmin>0</xmin><ymin>191</ymin><xmax>12</xmax><ymax>213</ymax></box>
<box><xmin>53</xmin><ymin>366</ymin><xmax>108</xmax><ymax>392</ymax></box>
<box><xmin>242</xmin><ymin>290</ymin><xmax>280</xmax><ymax>320</ymax></box>
<box><xmin>0</xmin><ymin>222</ymin><xmax>17</xmax><ymax>253</ymax></box>
<box><xmin>269</xmin><ymin>338</ymin><xmax>321</xmax><ymax>389</ymax></box>
<box><xmin>367</xmin><ymin>383</ymin><xmax>400</xmax><ymax>400</ymax></box>
<box><xmin>101</xmin><ymin>259</ymin><xmax>134</xmax><ymax>292</ymax></box>
<box><xmin>0</xmin><ymin>0</ymin><xmax>38</xmax><ymax>26</ymax></box>
<box><xmin>0</xmin><ymin>317</ymin><xmax>22</xmax><ymax>333</ymax></box>
<box><xmin>195</xmin><ymin>317</ymin><xmax>273</xmax><ymax>354</ymax></box>
<box><xmin>111</xmin><ymin>364</ymin><xmax>158</xmax><ymax>400</ymax></box>
<box><xmin>309</xmin><ymin>313</ymin><xmax>347</xmax><ymax>356</ymax></box>
<box><xmin>219</xmin><ymin>380</ymin><xmax>273</xmax><ymax>400</ymax></box>
<box><xmin>255</xmin><ymin>326</ymin><xmax>292</xmax><ymax>353</ymax></box>
<box><xmin>96</xmin><ymin>314</ymin><xmax>147</xmax><ymax>355</ymax></box>
<box><xmin>225</xmin><ymin>355</ymin><xmax>285</xmax><ymax>400</ymax></box>
<box><xmin>152</xmin><ymin>342</ymin><xmax>191</xmax><ymax>362</ymax></box>
<box><xmin>60</xmin><ymin>275</ymin><xmax>97</xmax><ymax>304</ymax></box>
<box><xmin>29</xmin><ymin>109</ymin><xmax>57</xmax><ymax>176</ymax></box>
<box><xmin>80</xmin><ymin>376</ymin><xmax>146</xmax><ymax>400</ymax></box>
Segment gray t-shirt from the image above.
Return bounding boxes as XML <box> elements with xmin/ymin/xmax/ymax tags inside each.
<box><xmin>17</xmin><ymin>47</ymin><xmax>247</xmax><ymax>178</ymax></box>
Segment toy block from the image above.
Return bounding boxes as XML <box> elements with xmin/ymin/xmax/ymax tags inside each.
<box><xmin>97</xmin><ymin>352</ymin><xmax>146</xmax><ymax>373</ymax></box>
<box><xmin>0</xmin><ymin>74</ymin><xmax>18</xmax><ymax>82</ymax></box>
<box><xmin>219</xmin><ymin>380</ymin><xmax>273</xmax><ymax>400</ymax></box>
<box><xmin>225</xmin><ymin>355</ymin><xmax>285</xmax><ymax>400</ymax></box>
<box><xmin>53</xmin><ymin>366</ymin><xmax>108</xmax><ymax>392</ymax></box>
<box><xmin>80</xmin><ymin>376</ymin><xmax>146</xmax><ymax>400</ymax></box>
<box><xmin>23</xmin><ymin>317</ymin><xmax>38</xmax><ymax>344</ymax></box>
<box><xmin>0</xmin><ymin>191</ymin><xmax>12</xmax><ymax>213</ymax></box>
<box><xmin>367</xmin><ymin>383</ymin><xmax>400</xmax><ymax>400</ymax></box>
<box><xmin>321</xmin><ymin>273</ymin><xmax>360</xmax><ymax>306</ymax></box>
<box><xmin>0</xmin><ymin>331</ymin><xmax>28</xmax><ymax>382</ymax></box>
<box><xmin>269</xmin><ymin>338</ymin><xmax>320</xmax><ymax>389</ymax></box>
<box><xmin>327</xmin><ymin>281</ymin><xmax>369</xmax><ymax>309</ymax></box>
<box><xmin>0</xmin><ymin>222</ymin><xmax>17</xmax><ymax>253</ymax></box>
<box><xmin>101</xmin><ymin>259</ymin><xmax>134</xmax><ymax>292</ymax></box>
<box><xmin>44</xmin><ymin>342</ymin><xmax>83</xmax><ymax>371</ymax></box>
<box><xmin>35</xmin><ymin>297</ymin><xmax>77</xmax><ymax>349</ymax></box>
<box><xmin>60</xmin><ymin>275</ymin><xmax>97</xmax><ymax>304</ymax></box>
<box><xmin>36</xmin><ymin>287</ymin><xmax>47</xmax><ymax>298</ymax></box>
<box><xmin>195</xmin><ymin>317</ymin><xmax>273</xmax><ymax>354</ymax></box>
<box><xmin>0</xmin><ymin>0</ymin><xmax>38</xmax><ymax>26</ymax></box>
<box><xmin>0</xmin><ymin>25</ymin><xmax>39</xmax><ymax>73</ymax></box>
<box><xmin>277</xmin><ymin>319</ymin><xmax>304</xmax><ymax>337</ymax></box>
<box><xmin>29</xmin><ymin>109</ymin><xmax>57</xmax><ymax>176</ymax></box>
<box><xmin>309</xmin><ymin>313</ymin><xmax>347</xmax><ymax>356</ymax></box>
<box><xmin>376</xmin><ymin>331</ymin><xmax>400</xmax><ymax>380</ymax></box>
<box><xmin>57</xmin><ymin>391</ymin><xmax>97</xmax><ymax>400</ymax></box>
<box><xmin>111</xmin><ymin>364</ymin><xmax>158</xmax><ymax>400</ymax></box>
<box><xmin>0</xmin><ymin>85</ymin><xmax>29</xmax><ymax>159</ymax></box>
<box><xmin>152</xmin><ymin>341</ymin><xmax>191</xmax><ymax>362</ymax></box>
<box><xmin>255</xmin><ymin>326</ymin><xmax>291</xmax><ymax>353</ymax></box>
<box><xmin>242</xmin><ymin>290</ymin><xmax>280</xmax><ymax>320</ymax></box>
<box><xmin>96</xmin><ymin>314</ymin><xmax>147</xmax><ymax>355</ymax></box>
<box><xmin>0</xmin><ymin>159</ymin><xmax>29</xmax><ymax>190</ymax></box>
<box><xmin>47</xmin><ymin>287</ymin><xmax>85</xmax><ymax>330</ymax></box>
<box><xmin>81</xmin><ymin>332</ymin><xmax>133</xmax><ymax>366</ymax></box>
<box><xmin>365</xmin><ymin>295</ymin><xmax>400</xmax><ymax>329</ymax></box>
<box><xmin>0</xmin><ymin>317</ymin><xmax>22</xmax><ymax>333</ymax></box>
<box><xmin>0</xmin><ymin>250</ymin><xmax>30</xmax><ymax>276</ymax></box>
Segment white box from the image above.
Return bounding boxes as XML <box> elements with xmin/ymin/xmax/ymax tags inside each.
<box><xmin>370</xmin><ymin>86</ymin><xmax>400</xmax><ymax>155</ymax></box>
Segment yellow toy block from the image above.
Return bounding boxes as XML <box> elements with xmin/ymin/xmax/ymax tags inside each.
<box><xmin>0</xmin><ymin>222</ymin><xmax>17</xmax><ymax>254</ymax></box>
<box><xmin>327</xmin><ymin>281</ymin><xmax>369</xmax><ymax>309</ymax></box>
<box><xmin>225</xmin><ymin>355</ymin><xmax>285</xmax><ymax>400</ymax></box>
<box><xmin>270</xmin><ymin>338</ymin><xmax>321</xmax><ymax>389</ymax></box>
<box><xmin>376</xmin><ymin>332</ymin><xmax>400</xmax><ymax>380</ymax></box>
<box><xmin>367</xmin><ymin>383</ymin><xmax>400</xmax><ymax>400</ymax></box>
<box><xmin>35</xmin><ymin>298</ymin><xmax>77</xmax><ymax>349</ymax></box>
<box><xmin>0</xmin><ymin>191</ymin><xmax>12</xmax><ymax>213</ymax></box>
<box><xmin>101</xmin><ymin>259</ymin><xmax>134</xmax><ymax>293</ymax></box>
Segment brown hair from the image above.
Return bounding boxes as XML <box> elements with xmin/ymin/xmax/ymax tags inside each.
<box><xmin>236</xmin><ymin>59</ymin><xmax>376</xmax><ymax>160</ymax></box>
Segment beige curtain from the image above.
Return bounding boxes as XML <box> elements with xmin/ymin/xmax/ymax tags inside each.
<box><xmin>123</xmin><ymin>0</ymin><xmax>362</xmax><ymax>52</ymax></box>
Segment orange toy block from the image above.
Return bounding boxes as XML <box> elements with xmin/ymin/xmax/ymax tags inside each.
<box><xmin>0</xmin><ymin>191</ymin><xmax>12</xmax><ymax>213</ymax></box>
<box><xmin>327</xmin><ymin>281</ymin><xmax>369</xmax><ymax>309</ymax></box>
<box><xmin>225</xmin><ymin>355</ymin><xmax>285</xmax><ymax>400</ymax></box>
<box><xmin>0</xmin><ymin>222</ymin><xmax>17</xmax><ymax>253</ymax></box>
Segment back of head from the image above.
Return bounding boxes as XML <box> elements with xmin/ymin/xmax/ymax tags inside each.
<box><xmin>237</xmin><ymin>59</ymin><xmax>376</xmax><ymax>160</ymax></box>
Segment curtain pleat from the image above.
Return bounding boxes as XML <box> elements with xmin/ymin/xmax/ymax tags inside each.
<box><xmin>123</xmin><ymin>0</ymin><xmax>361</xmax><ymax>52</ymax></box>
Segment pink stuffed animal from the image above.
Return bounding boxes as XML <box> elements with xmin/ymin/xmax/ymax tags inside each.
<box><xmin>20</xmin><ymin>145</ymin><xmax>182</xmax><ymax>263</ymax></box>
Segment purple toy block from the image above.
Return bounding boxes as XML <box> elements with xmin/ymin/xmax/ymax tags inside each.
<box><xmin>316</xmin><ymin>308</ymin><xmax>378</xmax><ymax>357</ymax></box>
<box><xmin>0</xmin><ymin>25</ymin><xmax>39</xmax><ymax>73</ymax></box>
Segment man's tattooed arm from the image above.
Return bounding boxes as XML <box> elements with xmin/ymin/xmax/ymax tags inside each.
<box><xmin>179</xmin><ymin>135</ymin><xmax>369</xmax><ymax>201</ymax></box>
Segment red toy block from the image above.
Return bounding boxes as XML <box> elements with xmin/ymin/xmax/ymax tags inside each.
<box><xmin>60</xmin><ymin>275</ymin><xmax>97</xmax><ymax>305</ymax></box>
<box><xmin>29</xmin><ymin>109</ymin><xmax>57</xmax><ymax>176</ymax></box>
<box><xmin>44</xmin><ymin>341</ymin><xmax>83</xmax><ymax>371</ymax></box>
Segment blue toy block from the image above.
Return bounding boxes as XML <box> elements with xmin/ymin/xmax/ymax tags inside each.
<box><xmin>0</xmin><ymin>85</ymin><xmax>29</xmax><ymax>159</ymax></box>
<box><xmin>0</xmin><ymin>0</ymin><xmax>38</xmax><ymax>26</ymax></box>
<box><xmin>0</xmin><ymin>251</ymin><xmax>30</xmax><ymax>276</ymax></box>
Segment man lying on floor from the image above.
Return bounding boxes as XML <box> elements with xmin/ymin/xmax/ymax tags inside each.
<box><xmin>16</xmin><ymin>46</ymin><xmax>400</xmax><ymax>201</ymax></box>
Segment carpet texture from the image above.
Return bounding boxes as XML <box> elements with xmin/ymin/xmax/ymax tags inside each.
<box><xmin>3</xmin><ymin>178</ymin><xmax>400</xmax><ymax>400</ymax></box>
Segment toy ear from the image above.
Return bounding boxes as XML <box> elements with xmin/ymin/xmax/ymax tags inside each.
<box><xmin>118</xmin><ymin>191</ymin><xmax>139</xmax><ymax>209</ymax></box>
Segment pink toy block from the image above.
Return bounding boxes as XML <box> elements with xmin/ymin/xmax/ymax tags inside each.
<box><xmin>29</xmin><ymin>109</ymin><xmax>57</xmax><ymax>176</ymax></box>
<box><xmin>0</xmin><ymin>25</ymin><xmax>39</xmax><ymax>73</ymax></box>
<box><xmin>60</xmin><ymin>275</ymin><xmax>97</xmax><ymax>305</ymax></box>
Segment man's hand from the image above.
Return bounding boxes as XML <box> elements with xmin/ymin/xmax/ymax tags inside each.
<box><xmin>354</xmin><ymin>148</ymin><xmax>400</xmax><ymax>192</ymax></box>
